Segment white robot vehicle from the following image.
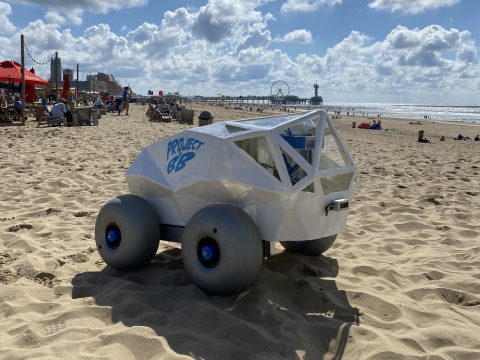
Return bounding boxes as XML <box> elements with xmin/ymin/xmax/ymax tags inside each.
<box><xmin>95</xmin><ymin>109</ymin><xmax>357</xmax><ymax>294</ymax></box>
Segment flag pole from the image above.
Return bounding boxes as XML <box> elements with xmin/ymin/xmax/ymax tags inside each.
<box><xmin>76</xmin><ymin>63</ymin><xmax>79</xmax><ymax>101</ymax></box>
<box><xmin>55</xmin><ymin>52</ymin><xmax>59</xmax><ymax>101</ymax></box>
<box><xmin>20</xmin><ymin>34</ymin><xmax>25</xmax><ymax>126</ymax></box>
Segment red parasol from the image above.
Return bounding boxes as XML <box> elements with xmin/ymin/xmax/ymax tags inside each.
<box><xmin>61</xmin><ymin>73</ymin><xmax>70</xmax><ymax>99</ymax></box>
<box><xmin>25</xmin><ymin>67</ymin><xmax>36</xmax><ymax>103</ymax></box>
<box><xmin>0</xmin><ymin>60</ymin><xmax>48</xmax><ymax>85</ymax></box>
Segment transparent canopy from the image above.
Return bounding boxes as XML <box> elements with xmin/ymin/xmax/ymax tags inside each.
<box><xmin>231</xmin><ymin>114</ymin><xmax>354</xmax><ymax>195</ymax></box>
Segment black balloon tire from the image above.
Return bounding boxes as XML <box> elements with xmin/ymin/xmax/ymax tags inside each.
<box><xmin>182</xmin><ymin>205</ymin><xmax>263</xmax><ymax>295</ymax></box>
<box><xmin>280</xmin><ymin>235</ymin><xmax>337</xmax><ymax>256</ymax></box>
<box><xmin>95</xmin><ymin>194</ymin><xmax>160</xmax><ymax>270</ymax></box>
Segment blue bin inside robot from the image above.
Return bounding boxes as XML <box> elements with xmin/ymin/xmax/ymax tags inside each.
<box><xmin>281</xmin><ymin>134</ymin><xmax>315</xmax><ymax>150</ymax></box>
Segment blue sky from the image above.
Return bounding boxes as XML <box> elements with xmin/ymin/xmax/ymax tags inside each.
<box><xmin>0</xmin><ymin>0</ymin><xmax>479</xmax><ymax>104</ymax></box>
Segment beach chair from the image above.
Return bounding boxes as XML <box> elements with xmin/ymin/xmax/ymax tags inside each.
<box><xmin>150</xmin><ymin>109</ymin><xmax>172</xmax><ymax>122</ymax></box>
<box><xmin>170</xmin><ymin>108</ymin><xmax>180</xmax><ymax>122</ymax></box>
<box><xmin>0</xmin><ymin>107</ymin><xmax>11</xmax><ymax>122</ymax></box>
<box><xmin>8</xmin><ymin>107</ymin><xmax>28</xmax><ymax>123</ymax></box>
<box><xmin>36</xmin><ymin>106</ymin><xmax>66</xmax><ymax>127</ymax></box>
<box><xmin>74</xmin><ymin>107</ymin><xmax>93</xmax><ymax>126</ymax></box>
<box><xmin>178</xmin><ymin>109</ymin><xmax>194</xmax><ymax>125</ymax></box>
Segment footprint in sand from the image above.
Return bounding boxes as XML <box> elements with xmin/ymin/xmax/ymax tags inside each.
<box><xmin>33</xmin><ymin>272</ymin><xmax>58</xmax><ymax>288</ymax></box>
<box><xmin>45</xmin><ymin>208</ymin><xmax>61</xmax><ymax>215</ymax></box>
<box><xmin>8</xmin><ymin>224</ymin><xmax>33</xmax><ymax>232</ymax></box>
<box><xmin>424</xmin><ymin>197</ymin><xmax>443</xmax><ymax>206</ymax></box>
<box><xmin>73</xmin><ymin>211</ymin><xmax>95</xmax><ymax>217</ymax></box>
<box><xmin>439</xmin><ymin>288</ymin><xmax>480</xmax><ymax>307</ymax></box>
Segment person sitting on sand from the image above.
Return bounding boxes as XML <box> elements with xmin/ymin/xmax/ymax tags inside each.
<box><xmin>370</xmin><ymin>119</ymin><xmax>382</xmax><ymax>130</ymax></box>
<box><xmin>0</xmin><ymin>95</ymin><xmax>8</xmax><ymax>120</ymax></box>
<box><xmin>146</xmin><ymin>103</ymin><xmax>154</xmax><ymax>117</ymax></box>
<box><xmin>157</xmin><ymin>99</ymin><xmax>169</xmax><ymax>114</ymax></box>
<box><xmin>13</xmin><ymin>96</ymin><xmax>23</xmax><ymax>113</ymax></box>
<box><xmin>455</xmin><ymin>134</ymin><xmax>470</xmax><ymax>140</ymax></box>
<box><xmin>94</xmin><ymin>97</ymin><xmax>104</xmax><ymax>108</ymax></box>
<box><xmin>50</xmin><ymin>102</ymin><xmax>66</xmax><ymax>118</ymax></box>
<box><xmin>418</xmin><ymin>130</ymin><xmax>430</xmax><ymax>143</ymax></box>
<box><xmin>150</xmin><ymin>102</ymin><xmax>172</xmax><ymax>122</ymax></box>
<box><xmin>357</xmin><ymin>122</ymin><xmax>371</xmax><ymax>129</ymax></box>
<box><xmin>0</xmin><ymin>94</ymin><xmax>7</xmax><ymax>108</ymax></box>
<box><xmin>0</xmin><ymin>95</ymin><xmax>7</xmax><ymax>116</ymax></box>
<box><xmin>475</xmin><ymin>135</ymin><xmax>479</xmax><ymax>141</ymax></box>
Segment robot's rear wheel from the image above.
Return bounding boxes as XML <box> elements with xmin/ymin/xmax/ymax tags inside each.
<box><xmin>182</xmin><ymin>205</ymin><xmax>263</xmax><ymax>295</ymax></box>
<box><xmin>95</xmin><ymin>194</ymin><xmax>160</xmax><ymax>270</ymax></box>
<box><xmin>280</xmin><ymin>235</ymin><xmax>337</xmax><ymax>256</ymax></box>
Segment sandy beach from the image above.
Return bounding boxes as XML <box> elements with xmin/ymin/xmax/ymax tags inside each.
<box><xmin>1</xmin><ymin>103</ymin><xmax>479</xmax><ymax>359</ymax></box>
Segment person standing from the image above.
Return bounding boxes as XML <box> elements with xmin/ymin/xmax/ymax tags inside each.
<box><xmin>115</xmin><ymin>97</ymin><xmax>123</xmax><ymax>115</ymax></box>
<box><xmin>120</xmin><ymin>87</ymin><xmax>130</xmax><ymax>116</ymax></box>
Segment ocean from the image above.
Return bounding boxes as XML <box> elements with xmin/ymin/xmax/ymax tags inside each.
<box><xmin>323</xmin><ymin>103</ymin><xmax>480</xmax><ymax>124</ymax></box>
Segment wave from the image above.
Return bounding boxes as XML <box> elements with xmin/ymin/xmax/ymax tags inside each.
<box><xmin>321</xmin><ymin>102</ymin><xmax>480</xmax><ymax>124</ymax></box>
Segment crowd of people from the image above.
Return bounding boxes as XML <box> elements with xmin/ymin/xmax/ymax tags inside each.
<box><xmin>146</xmin><ymin>97</ymin><xmax>183</xmax><ymax>121</ymax></box>
<box><xmin>0</xmin><ymin>92</ymin><xmax>28</xmax><ymax>122</ymax></box>
<box><xmin>0</xmin><ymin>84</ymin><xmax>134</xmax><ymax>126</ymax></box>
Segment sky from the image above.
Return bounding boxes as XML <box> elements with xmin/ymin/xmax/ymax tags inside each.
<box><xmin>0</xmin><ymin>0</ymin><xmax>479</xmax><ymax>105</ymax></box>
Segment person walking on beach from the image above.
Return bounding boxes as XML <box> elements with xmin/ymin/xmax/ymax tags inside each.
<box><xmin>120</xmin><ymin>87</ymin><xmax>130</xmax><ymax>116</ymax></box>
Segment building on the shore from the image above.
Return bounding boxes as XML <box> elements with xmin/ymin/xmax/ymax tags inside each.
<box><xmin>48</xmin><ymin>68</ymin><xmax>125</xmax><ymax>97</ymax></box>
<box><xmin>86</xmin><ymin>74</ymin><xmax>108</xmax><ymax>93</ymax></box>
<box><xmin>50</xmin><ymin>56</ymin><xmax>62</xmax><ymax>82</ymax></box>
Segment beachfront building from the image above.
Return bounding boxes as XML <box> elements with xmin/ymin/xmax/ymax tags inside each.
<box><xmin>47</xmin><ymin>70</ymin><xmax>124</xmax><ymax>97</ymax></box>
<box><xmin>50</xmin><ymin>56</ymin><xmax>62</xmax><ymax>82</ymax></box>
<box><xmin>86</xmin><ymin>74</ymin><xmax>108</xmax><ymax>93</ymax></box>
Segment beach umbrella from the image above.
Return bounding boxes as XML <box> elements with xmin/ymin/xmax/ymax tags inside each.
<box><xmin>0</xmin><ymin>60</ymin><xmax>48</xmax><ymax>85</ymax></box>
<box><xmin>61</xmin><ymin>73</ymin><xmax>70</xmax><ymax>99</ymax></box>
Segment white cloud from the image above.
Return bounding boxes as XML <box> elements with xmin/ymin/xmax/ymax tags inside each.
<box><xmin>13</xmin><ymin>0</ymin><xmax>147</xmax><ymax>25</ymax></box>
<box><xmin>237</xmin><ymin>29</ymin><xmax>272</xmax><ymax>51</ymax></box>
<box><xmin>45</xmin><ymin>9</ymin><xmax>83</xmax><ymax>26</ymax></box>
<box><xmin>13</xmin><ymin>0</ymin><xmax>147</xmax><ymax>13</ymax></box>
<box><xmin>281</xmin><ymin>0</ymin><xmax>342</xmax><ymax>13</ymax></box>
<box><xmin>275</xmin><ymin>29</ymin><xmax>313</xmax><ymax>44</ymax></box>
<box><xmin>0</xmin><ymin>1</ymin><xmax>479</xmax><ymax>104</ymax></box>
<box><xmin>368</xmin><ymin>0</ymin><xmax>460</xmax><ymax>15</ymax></box>
<box><xmin>0</xmin><ymin>2</ymin><xmax>16</xmax><ymax>33</ymax></box>
<box><xmin>302</xmin><ymin>24</ymin><xmax>479</xmax><ymax>101</ymax></box>
<box><xmin>192</xmin><ymin>0</ymin><xmax>270</xmax><ymax>43</ymax></box>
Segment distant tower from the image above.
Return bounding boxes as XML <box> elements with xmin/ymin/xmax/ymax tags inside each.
<box><xmin>50</xmin><ymin>56</ymin><xmax>62</xmax><ymax>82</ymax></box>
<box><xmin>311</xmin><ymin>81</ymin><xmax>323</xmax><ymax>106</ymax></box>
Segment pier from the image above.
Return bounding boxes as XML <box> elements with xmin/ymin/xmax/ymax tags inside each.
<box><xmin>193</xmin><ymin>95</ymin><xmax>322</xmax><ymax>107</ymax></box>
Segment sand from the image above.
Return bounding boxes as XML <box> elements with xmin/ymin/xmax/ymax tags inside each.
<box><xmin>0</xmin><ymin>103</ymin><xmax>479</xmax><ymax>359</ymax></box>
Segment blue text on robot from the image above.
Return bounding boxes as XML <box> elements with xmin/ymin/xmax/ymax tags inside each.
<box><xmin>166</xmin><ymin>137</ymin><xmax>205</xmax><ymax>174</ymax></box>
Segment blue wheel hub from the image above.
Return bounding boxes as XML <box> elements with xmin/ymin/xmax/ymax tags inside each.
<box><xmin>201</xmin><ymin>246</ymin><xmax>215</xmax><ymax>260</ymax></box>
<box><xmin>105</xmin><ymin>224</ymin><xmax>121</xmax><ymax>249</ymax></box>
<box><xmin>197</xmin><ymin>238</ymin><xmax>220</xmax><ymax>268</ymax></box>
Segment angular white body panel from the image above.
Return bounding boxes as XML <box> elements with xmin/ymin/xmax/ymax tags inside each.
<box><xmin>126</xmin><ymin>110</ymin><xmax>357</xmax><ymax>242</ymax></box>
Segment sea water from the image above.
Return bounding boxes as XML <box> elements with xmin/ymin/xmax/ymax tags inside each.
<box><xmin>323</xmin><ymin>103</ymin><xmax>480</xmax><ymax>124</ymax></box>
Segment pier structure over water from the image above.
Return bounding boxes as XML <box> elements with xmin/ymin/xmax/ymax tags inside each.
<box><xmin>194</xmin><ymin>94</ymin><xmax>321</xmax><ymax>107</ymax></box>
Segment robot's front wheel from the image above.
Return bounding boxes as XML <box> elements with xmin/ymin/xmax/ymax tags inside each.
<box><xmin>182</xmin><ymin>205</ymin><xmax>263</xmax><ymax>295</ymax></box>
<box><xmin>95</xmin><ymin>194</ymin><xmax>160</xmax><ymax>270</ymax></box>
<box><xmin>280</xmin><ymin>235</ymin><xmax>337</xmax><ymax>256</ymax></box>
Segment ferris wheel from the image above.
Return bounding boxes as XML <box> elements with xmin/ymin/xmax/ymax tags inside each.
<box><xmin>270</xmin><ymin>80</ymin><xmax>290</xmax><ymax>100</ymax></box>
